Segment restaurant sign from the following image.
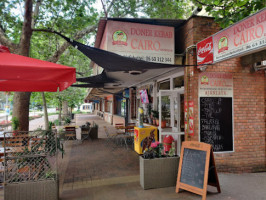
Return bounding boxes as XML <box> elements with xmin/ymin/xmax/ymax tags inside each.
<box><xmin>197</xmin><ymin>8</ymin><xmax>266</xmax><ymax>66</ymax></box>
<box><xmin>105</xmin><ymin>20</ymin><xmax>175</xmax><ymax>64</ymax></box>
<box><xmin>198</xmin><ymin>72</ymin><xmax>233</xmax><ymax>97</ymax></box>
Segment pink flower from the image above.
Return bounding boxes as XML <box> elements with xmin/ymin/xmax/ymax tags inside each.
<box><xmin>151</xmin><ymin>141</ymin><xmax>160</xmax><ymax>148</ymax></box>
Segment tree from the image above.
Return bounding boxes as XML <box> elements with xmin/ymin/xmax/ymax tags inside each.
<box><xmin>192</xmin><ymin>0</ymin><xmax>266</xmax><ymax>28</ymax></box>
<box><xmin>0</xmin><ymin>0</ymin><xmax>143</xmax><ymax>131</ymax></box>
<box><xmin>140</xmin><ymin>0</ymin><xmax>192</xmax><ymax>19</ymax></box>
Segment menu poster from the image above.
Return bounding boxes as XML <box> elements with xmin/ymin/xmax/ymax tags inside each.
<box><xmin>185</xmin><ymin>101</ymin><xmax>194</xmax><ymax>136</ymax></box>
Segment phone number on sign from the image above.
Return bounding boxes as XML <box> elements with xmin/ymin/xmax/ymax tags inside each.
<box><xmin>124</xmin><ymin>54</ymin><xmax>173</xmax><ymax>64</ymax></box>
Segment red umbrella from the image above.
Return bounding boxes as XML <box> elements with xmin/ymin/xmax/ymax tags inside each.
<box><xmin>0</xmin><ymin>46</ymin><xmax>76</xmax><ymax>92</ymax></box>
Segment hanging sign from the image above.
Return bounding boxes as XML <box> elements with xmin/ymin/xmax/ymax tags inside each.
<box><xmin>139</xmin><ymin>89</ymin><xmax>149</xmax><ymax>104</ymax></box>
<box><xmin>197</xmin><ymin>8</ymin><xmax>266</xmax><ymax>66</ymax></box>
<box><xmin>105</xmin><ymin>20</ymin><xmax>175</xmax><ymax>64</ymax></box>
<box><xmin>197</xmin><ymin>37</ymin><xmax>214</xmax><ymax>65</ymax></box>
<box><xmin>176</xmin><ymin>141</ymin><xmax>221</xmax><ymax>200</ymax></box>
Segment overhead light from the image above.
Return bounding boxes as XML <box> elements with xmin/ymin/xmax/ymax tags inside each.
<box><xmin>129</xmin><ymin>70</ymin><xmax>142</xmax><ymax>75</ymax></box>
<box><xmin>254</xmin><ymin>60</ymin><xmax>266</xmax><ymax>71</ymax></box>
<box><xmin>113</xmin><ymin>83</ymin><xmax>122</xmax><ymax>86</ymax></box>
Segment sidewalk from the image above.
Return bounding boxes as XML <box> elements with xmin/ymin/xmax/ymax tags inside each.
<box><xmin>58</xmin><ymin>114</ymin><xmax>266</xmax><ymax>200</ymax></box>
<box><xmin>1</xmin><ymin>114</ymin><xmax>265</xmax><ymax>200</ymax></box>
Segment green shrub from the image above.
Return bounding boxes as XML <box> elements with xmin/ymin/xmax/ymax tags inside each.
<box><xmin>11</xmin><ymin>117</ymin><xmax>19</xmax><ymax>131</ymax></box>
<box><xmin>64</xmin><ymin>117</ymin><xmax>71</xmax><ymax>125</ymax></box>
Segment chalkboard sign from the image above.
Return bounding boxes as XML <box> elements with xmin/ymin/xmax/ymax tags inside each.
<box><xmin>200</xmin><ymin>97</ymin><xmax>233</xmax><ymax>152</ymax></box>
<box><xmin>176</xmin><ymin>141</ymin><xmax>221</xmax><ymax>200</ymax></box>
<box><xmin>180</xmin><ymin>148</ymin><xmax>206</xmax><ymax>189</ymax></box>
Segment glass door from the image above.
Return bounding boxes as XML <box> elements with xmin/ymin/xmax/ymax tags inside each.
<box><xmin>158</xmin><ymin>89</ymin><xmax>184</xmax><ymax>156</ymax></box>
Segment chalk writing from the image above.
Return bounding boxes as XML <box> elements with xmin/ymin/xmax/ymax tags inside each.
<box><xmin>180</xmin><ymin>148</ymin><xmax>206</xmax><ymax>189</ymax></box>
<box><xmin>200</xmin><ymin>97</ymin><xmax>233</xmax><ymax>152</ymax></box>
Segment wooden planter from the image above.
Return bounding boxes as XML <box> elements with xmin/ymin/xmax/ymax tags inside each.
<box><xmin>4</xmin><ymin>179</ymin><xmax>59</xmax><ymax>200</ymax></box>
<box><xmin>89</xmin><ymin>126</ymin><xmax>98</xmax><ymax>140</ymax></box>
<box><xmin>139</xmin><ymin>156</ymin><xmax>179</xmax><ymax>189</ymax></box>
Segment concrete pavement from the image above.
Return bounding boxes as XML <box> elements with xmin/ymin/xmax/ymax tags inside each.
<box><xmin>58</xmin><ymin>114</ymin><xmax>266</xmax><ymax>200</ymax></box>
<box><xmin>1</xmin><ymin>114</ymin><xmax>266</xmax><ymax>200</ymax></box>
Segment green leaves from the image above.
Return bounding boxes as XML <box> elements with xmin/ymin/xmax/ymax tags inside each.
<box><xmin>192</xmin><ymin>0</ymin><xmax>265</xmax><ymax>28</ymax></box>
<box><xmin>140</xmin><ymin>0</ymin><xmax>192</xmax><ymax>19</ymax></box>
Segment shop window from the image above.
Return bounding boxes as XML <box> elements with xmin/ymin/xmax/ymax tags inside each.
<box><xmin>116</xmin><ymin>99</ymin><xmax>121</xmax><ymax>115</ymax></box>
<box><xmin>105</xmin><ymin>101</ymin><xmax>111</xmax><ymax>113</ymax></box>
<box><xmin>121</xmin><ymin>99</ymin><xmax>126</xmax><ymax>117</ymax></box>
<box><xmin>131</xmin><ymin>90</ymin><xmax>137</xmax><ymax>119</ymax></box>
<box><xmin>157</xmin><ymin>79</ymin><xmax>170</xmax><ymax>92</ymax></box>
<box><xmin>115</xmin><ymin>93</ymin><xmax>126</xmax><ymax>117</ymax></box>
<box><xmin>174</xmin><ymin>76</ymin><xmax>184</xmax><ymax>88</ymax></box>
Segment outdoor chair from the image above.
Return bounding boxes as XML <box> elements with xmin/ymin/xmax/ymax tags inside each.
<box><xmin>103</xmin><ymin>126</ymin><xmax>123</xmax><ymax>148</ymax></box>
<box><xmin>80</xmin><ymin>124</ymin><xmax>92</xmax><ymax>142</ymax></box>
<box><xmin>63</xmin><ymin>126</ymin><xmax>77</xmax><ymax>140</ymax></box>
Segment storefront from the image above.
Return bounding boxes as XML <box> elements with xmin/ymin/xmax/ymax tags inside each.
<box><xmin>87</xmin><ymin>9</ymin><xmax>266</xmax><ymax>172</ymax></box>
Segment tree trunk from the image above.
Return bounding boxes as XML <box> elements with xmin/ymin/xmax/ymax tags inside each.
<box><xmin>12</xmin><ymin>0</ymin><xmax>33</xmax><ymax>132</ymax></box>
<box><xmin>41</xmin><ymin>92</ymin><xmax>49</xmax><ymax>130</ymax></box>
<box><xmin>62</xmin><ymin>101</ymin><xmax>68</xmax><ymax>119</ymax></box>
<box><xmin>12</xmin><ymin>92</ymin><xmax>31</xmax><ymax>131</ymax></box>
<box><xmin>58</xmin><ymin>101</ymin><xmax>62</xmax><ymax>125</ymax></box>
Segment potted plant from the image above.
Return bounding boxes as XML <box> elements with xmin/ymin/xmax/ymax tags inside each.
<box><xmin>140</xmin><ymin>141</ymin><xmax>179</xmax><ymax>189</ymax></box>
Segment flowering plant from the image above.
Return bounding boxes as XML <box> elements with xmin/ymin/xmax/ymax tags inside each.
<box><xmin>143</xmin><ymin>141</ymin><xmax>164</xmax><ymax>159</ymax></box>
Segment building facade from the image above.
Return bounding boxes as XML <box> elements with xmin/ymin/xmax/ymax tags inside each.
<box><xmin>87</xmin><ymin>12</ymin><xmax>266</xmax><ymax>172</ymax></box>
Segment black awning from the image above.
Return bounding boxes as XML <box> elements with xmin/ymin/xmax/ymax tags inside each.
<box><xmin>77</xmin><ymin>71</ymin><xmax>116</xmax><ymax>83</ymax></box>
<box><xmin>71</xmin><ymin>83</ymin><xmax>104</xmax><ymax>88</ymax></box>
<box><xmin>54</xmin><ymin>32</ymin><xmax>195</xmax><ymax>72</ymax></box>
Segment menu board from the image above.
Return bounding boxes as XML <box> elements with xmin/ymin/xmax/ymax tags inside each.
<box><xmin>200</xmin><ymin>97</ymin><xmax>233</xmax><ymax>152</ymax></box>
<box><xmin>180</xmin><ymin>148</ymin><xmax>206</xmax><ymax>189</ymax></box>
<box><xmin>176</xmin><ymin>141</ymin><xmax>221</xmax><ymax>200</ymax></box>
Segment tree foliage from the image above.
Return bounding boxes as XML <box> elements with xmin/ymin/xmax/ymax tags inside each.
<box><xmin>140</xmin><ymin>0</ymin><xmax>192</xmax><ymax>19</ymax></box>
<box><xmin>192</xmin><ymin>0</ymin><xmax>266</xmax><ymax>28</ymax></box>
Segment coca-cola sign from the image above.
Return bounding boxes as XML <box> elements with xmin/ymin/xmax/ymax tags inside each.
<box><xmin>197</xmin><ymin>37</ymin><xmax>214</xmax><ymax>66</ymax></box>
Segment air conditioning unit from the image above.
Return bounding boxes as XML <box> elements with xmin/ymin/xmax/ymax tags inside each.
<box><xmin>254</xmin><ymin>60</ymin><xmax>266</xmax><ymax>71</ymax></box>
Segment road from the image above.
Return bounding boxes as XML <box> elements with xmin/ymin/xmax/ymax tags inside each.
<box><xmin>1</xmin><ymin>114</ymin><xmax>58</xmax><ymax>131</ymax></box>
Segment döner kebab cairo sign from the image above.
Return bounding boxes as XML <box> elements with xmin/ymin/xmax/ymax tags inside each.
<box><xmin>197</xmin><ymin>8</ymin><xmax>266</xmax><ymax>66</ymax></box>
<box><xmin>103</xmin><ymin>20</ymin><xmax>175</xmax><ymax>64</ymax></box>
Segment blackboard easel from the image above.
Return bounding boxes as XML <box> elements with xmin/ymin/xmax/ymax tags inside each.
<box><xmin>176</xmin><ymin>141</ymin><xmax>221</xmax><ymax>200</ymax></box>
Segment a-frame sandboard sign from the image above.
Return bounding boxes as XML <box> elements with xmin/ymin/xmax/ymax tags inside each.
<box><xmin>176</xmin><ymin>141</ymin><xmax>221</xmax><ymax>200</ymax></box>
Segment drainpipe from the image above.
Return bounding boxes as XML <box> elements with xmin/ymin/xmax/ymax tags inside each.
<box><xmin>185</xmin><ymin>45</ymin><xmax>196</xmax><ymax>141</ymax></box>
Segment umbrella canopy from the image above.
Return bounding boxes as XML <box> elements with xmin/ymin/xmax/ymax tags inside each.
<box><xmin>0</xmin><ymin>46</ymin><xmax>76</xmax><ymax>92</ymax></box>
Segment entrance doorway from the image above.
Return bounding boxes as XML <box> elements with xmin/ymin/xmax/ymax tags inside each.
<box><xmin>158</xmin><ymin>89</ymin><xmax>184</xmax><ymax>156</ymax></box>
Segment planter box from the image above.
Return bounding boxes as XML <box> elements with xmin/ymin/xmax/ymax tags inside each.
<box><xmin>89</xmin><ymin>127</ymin><xmax>98</xmax><ymax>140</ymax></box>
<box><xmin>81</xmin><ymin>126</ymin><xmax>98</xmax><ymax>140</ymax></box>
<box><xmin>4</xmin><ymin>179</ymin><xmax>58</xmax><ymax>200</ymax></box>
<box><xmin>140</xmin><ymin>156</ymin><xmax>179</xmax><ymax>189</ymax></box>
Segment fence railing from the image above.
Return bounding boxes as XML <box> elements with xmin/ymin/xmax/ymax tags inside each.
<box><xmin>2</xmin><ymin>130</ymin><xmax>59</xmax><ymax>184</ymax></box>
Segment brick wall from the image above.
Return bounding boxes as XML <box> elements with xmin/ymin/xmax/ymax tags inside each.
<box><xmin>183</xmin><ymin>16</ymin><xmax>266</xmax><ymax>172</ymax></box>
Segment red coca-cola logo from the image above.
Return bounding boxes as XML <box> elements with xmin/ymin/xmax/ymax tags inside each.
<box><xmin>197</xmin><ymin>42</ymin><xmax>213</xmax><ymax>57</ymax></box>
<box><xmin>197</xmin><ymin>37</ymin><xmax>214</xmax><ymax>65</ymax></box>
